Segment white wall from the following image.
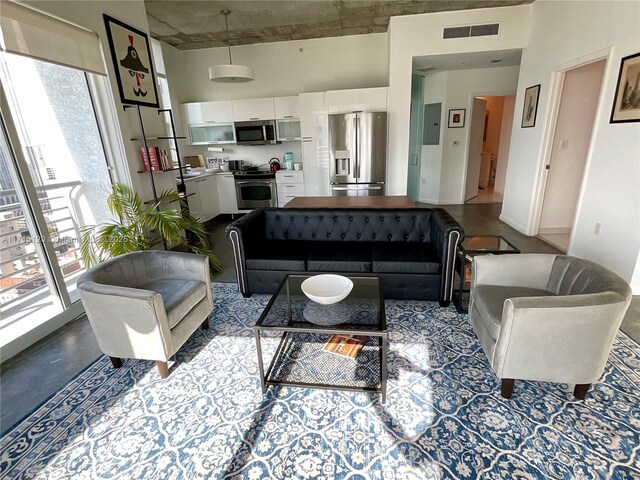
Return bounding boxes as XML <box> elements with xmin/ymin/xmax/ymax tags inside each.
<box><xmin>441</xmin><ymin>66</ymin><xmax>520</xmax><ymax>203</ymax></box>
<box><xmin>387</xmin><ymin>5</ymin><xmax>531</xmax><ymax>195</ymax></box>
<box><xmin>178</xmin><ymin>33</ymin><xmax>388</xmax><ymax>102</ymax></box>
<box><xmin>419</xmin><ymin>71</ymin><xmax>448</xmax><ymax>203</ymax></box>
<box><xmin>501</xmin><ymin>0</ymin><xmax>640</xmax><ymax>283</ymax></box>
<box><xmin>631</xmin><ymin>254</ymin><xmax>640</xmax><ymax>295</ymax></box>
<box><xmin>494</xmin><ymin>96</ymin><xmax>515</xmax><ymax>195</ymax></box>
<box><xmin>539</xmin><ymin>60</ymin><xmax>605</xmax><ymax>230</ymax></box>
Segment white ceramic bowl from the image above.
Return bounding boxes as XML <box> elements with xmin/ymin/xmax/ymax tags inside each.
<box><xmin>301</xmin><ymin>274</ymin><xmax>353</xmax><ymax>305</ymax></box>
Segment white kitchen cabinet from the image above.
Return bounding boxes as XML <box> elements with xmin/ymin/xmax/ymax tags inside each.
<box><xmin>217</xmin><ymin>173</ymin><xmax>239</xmax><ymax>214</ymax></box>
<box><xmin>201</xmin><ymin>101</ymin><xmax>234</xmax><ymax>123</ymax></box>
<box><xmin>232</xmin><ymin>98</ymin><xmax>275</xmax><ymax>122</ymax></box>
<box><xmin>182</xmin><ymin>101</ymin><xmax>234</xmax><ymax>124</ymax></box>
<box><xmin>299</xmin><ymin>92</ymin><xmax>330</xmax><ymax>196</ymax></box>
<box><xmin>182</xmin><ymin>101</ymin><xmax>235</xmax><ymax>145</ymax></box>
<box><xmin>188</xmin><ymin>123</ymin><xmax>236</xmax><ymax>145</ymax></box>
<box><xmin>276</xmin><ymin>170</ymin><xmax>305</xmax><ymax>207</ymax></box>
<box><xmin>326</xmin><ymin>87</ymin><xmax>388</xmax><ymax>114</ymax></box>
<box><xmin>183</xmin><ymin>174</ymin><xmax>220</xmax><ymax>221</ymax></box>
<box><xmin>274</xmin><ymin>96</ymin><xmax>300</xmax><ymax>119</ymax></box>
<box><xmin>276</xmin><ymin>119</ymin><xmax>301</xmax><ymax>141</ymax></box>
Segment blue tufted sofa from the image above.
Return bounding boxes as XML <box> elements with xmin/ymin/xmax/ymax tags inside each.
<box><xmin>225</xmin><ymin>208</ymin><xmax>464</xmax><ymax>304</ymax></box>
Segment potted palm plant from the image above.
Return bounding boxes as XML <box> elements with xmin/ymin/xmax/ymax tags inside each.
<box><xmin>80</xmin><ymin>183</ymin><xmax>221</xmax><ymax>274</ymax></box>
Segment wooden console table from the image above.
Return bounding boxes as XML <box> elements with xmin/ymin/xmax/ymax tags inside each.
<box><xmin>284</xmin><ymin>195</ymin><xmax>416</xmax><ymax>209</ymax></box>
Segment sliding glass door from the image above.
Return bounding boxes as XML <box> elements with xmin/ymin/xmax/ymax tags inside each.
<box><xmin>0</xmin><ymin>52</ymin><xmax>114</xmax><ymax>353</ymax></box>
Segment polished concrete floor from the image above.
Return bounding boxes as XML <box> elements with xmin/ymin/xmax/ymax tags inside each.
<box><xmin>1</xmin><ymin>205</ymin><xmax>638</xmax><ymax>433</ymax></box>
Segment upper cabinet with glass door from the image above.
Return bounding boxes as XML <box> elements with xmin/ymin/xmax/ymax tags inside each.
<box><xmin>274</xmin><ymin>96</ymin><xmax>301</xmax><ymax>141</ymax></box>
<box><xmin>182</xmin><ymin>101</ymin><xmax>236</xmax><ymax>145</ymax></box>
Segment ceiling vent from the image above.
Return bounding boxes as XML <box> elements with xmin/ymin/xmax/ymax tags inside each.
<box><xmin>443</xmin><ymin>23</ymin><xmax>499</xmax><ymax>39</ymax></box>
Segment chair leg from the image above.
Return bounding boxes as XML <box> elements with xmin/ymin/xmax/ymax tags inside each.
<box><xmin>439</xmin><ymin>300</ymin><xmax>450</xmax><ymax>307</ymax></box>
<box><xmin>574</xmin><ymin>383</ymin><xmax>591</xmax><ymax>400</ymax></box>
<box><xmin>501</xmin><ymin>378</ymin><xmax>515</xmax><ymax>399</ymax></box>
<box><xmin>156</xmin><ymin>361</ymin><xmax>169</xmax><ymax>379</ymax></box>
<box><xmin>201</xmin><ymin>318</ymin><xmax>209</xmax><ymax>330</ymax></box>
<box><xmin>109</xmin><ymin>356</ymin><xmax>122</xmax><ymax>368</ymax></box>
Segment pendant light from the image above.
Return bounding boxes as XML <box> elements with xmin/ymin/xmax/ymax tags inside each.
<box><xmin>209</xmin><ymin>9</ymin><xmax>254</xmax><ymax>83</ymax></box>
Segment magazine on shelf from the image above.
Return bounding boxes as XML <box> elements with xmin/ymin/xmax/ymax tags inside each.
<box><xmin>323</xmin><ymin>335</ymin><xmax>367</xmax><ymax>359</ymax></box>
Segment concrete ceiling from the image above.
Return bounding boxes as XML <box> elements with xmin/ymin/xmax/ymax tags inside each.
<box><xmin>145</xmin><ymin>0</ymin><xmax>534</xmax><ymax>50</ymax></box>
<box><xmin>413</xmin><ymin>49</ymin><xmax>522</xmax><ymax>73</ymax></box>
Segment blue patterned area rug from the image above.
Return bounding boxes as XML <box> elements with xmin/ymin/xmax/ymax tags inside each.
<box><xmin>2</xmin><ymin>283</ymin><xmax>639</xmax><ymax>479</ymax></box>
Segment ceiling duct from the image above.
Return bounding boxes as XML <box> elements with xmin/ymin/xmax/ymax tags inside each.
<box><xmin>443</xmin><ymin>23</ymin><xmax>500</xmax><ymax>39</ymax></box>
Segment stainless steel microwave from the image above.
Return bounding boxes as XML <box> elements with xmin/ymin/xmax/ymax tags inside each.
<box><xmin>234</xmin><ymin>120</ymin><xmax>278</xmax><ymax>145</ymax></box>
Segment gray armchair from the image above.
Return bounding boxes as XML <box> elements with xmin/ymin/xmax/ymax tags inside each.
<box><xmin>469</xmin><ymin>254</ymin><xmax>631</xmax><ymax>399</ymax></box>
<box><xmin>77</xmin><ymin>251</ymin><xmax>213</xmax><ymax>378</ymax></box>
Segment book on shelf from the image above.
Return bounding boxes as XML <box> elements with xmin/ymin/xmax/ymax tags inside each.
<box><xmin>140</xmin><ymin>147</ymin><xmax>171</xmax><ymax>171</ymax></box>
<box><xmin>323</xmin><ymin>335</ymin><xmax>367</xmax><ymax>359</ymax></box>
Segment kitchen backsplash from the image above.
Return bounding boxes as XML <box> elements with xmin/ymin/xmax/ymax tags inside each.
<box><xmin>181</xmin><ymin>143</ymin><xmax>302</xmax><ymax>169</ymax></box>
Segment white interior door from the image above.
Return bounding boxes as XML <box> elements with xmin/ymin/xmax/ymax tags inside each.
<box><xmin>464</xmin><ymin>97</ymin><xmax>487</xmax><ymax>201</ymax></box>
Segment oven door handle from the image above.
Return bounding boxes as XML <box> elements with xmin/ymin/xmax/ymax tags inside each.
<box><xmin>235</xmin><ymin>180</ymin><xmax>268</xmax><ymax>185</ymax></box>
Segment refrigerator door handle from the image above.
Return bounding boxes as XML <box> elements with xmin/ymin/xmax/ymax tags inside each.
<box><xmin>356</xmin><ymin>116</ymin><xmax>361</xmax><ymax>179</ymax></box>
<box><xmin>332</xmin><ymin>185</ymin><xmax>382</xmax><ymax>191</ymax></box>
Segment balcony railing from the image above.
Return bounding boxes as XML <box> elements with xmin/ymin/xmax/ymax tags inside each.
<box><xmin>0</xmin><ymin>181</ymin><xmax>83</xmax><ymax>309</ymax></box>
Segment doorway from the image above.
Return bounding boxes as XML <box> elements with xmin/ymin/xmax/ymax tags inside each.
<box><xmin>537</xmin><ymin>59</ymin><xmax>606</xmax><ymax>252</ymax></box>
<box><xmin>465</xmin><ymin>95</ymin><xmax>515</xmax><ymax>204</ymax></box>
<box><xmin>407</xmin><ymin>74</ymin><xmax>425</xmax><ymax>202</ymax></box>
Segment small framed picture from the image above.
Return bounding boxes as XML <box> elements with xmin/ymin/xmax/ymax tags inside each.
<box><xmin>610</xmin><ymin>52</ymin><xmax>640</xmax><ymax>123</ymax></box>
<box><xmin>448</xmin><ymin>109</ymin><xmax>466</xmax><ymax>128</ymax></box>
<box><xmin>521</xmin><ymin>84</ymin><xmax>541</xmax><ymax>128</ymax></box>
<box><xmin>103</xmin><ymin>15</ymin><xmax>159</xmax><ymax>108</ymax></box>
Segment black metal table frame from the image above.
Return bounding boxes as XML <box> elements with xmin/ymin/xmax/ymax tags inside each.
<box><xmin>454</xmin><ymin>235</ymin><xmax>520</xmax><ymax>313</ymax></box>
<box><xmin>253</xmin><ymin>274</ymin><xmax>388</xmax><ymax>404</ymax></box>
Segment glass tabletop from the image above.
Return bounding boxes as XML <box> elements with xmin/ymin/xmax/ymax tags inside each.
<box><xmin>255</xmin><ymin>275</ymin><xmax>385</xmax><ymax>333</ymax></box>
<box><xmin>460</xmin><ymin>235</ymin><xmax>520</xmax><ymax>254</ymax></box>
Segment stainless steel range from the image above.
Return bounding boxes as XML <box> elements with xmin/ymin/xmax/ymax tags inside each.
<box><xmin>234</xmin><ymin>171</ymin><xmax>277</xmax><ymax>209</ymax></box>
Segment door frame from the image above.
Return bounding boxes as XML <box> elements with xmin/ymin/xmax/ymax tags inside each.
<box><xmin>529</xmin><ymin>48</ymin><xmax>612</xmax><ymax>249</ymax></box>
<box><xmin>460</xmin><ymin>89</ymin><xmax>516</xmax><ymax>204</ymax></box>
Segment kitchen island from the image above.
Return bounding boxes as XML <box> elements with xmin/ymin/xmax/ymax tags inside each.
<box><xmin>284</xmin><ymin>195</ymin><xmax>415</xmax><ymax>209</ymax></box>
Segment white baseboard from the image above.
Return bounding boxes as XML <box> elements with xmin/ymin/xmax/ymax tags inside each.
<box><xmin>499</xmin><ymin>213</ymin><xmax>527</xmax><ymax>235</ymax></box>
<box><xmin>538</xmin><ymin>227</ymin><xmax>571</xmax><ymax>235</ymax></box>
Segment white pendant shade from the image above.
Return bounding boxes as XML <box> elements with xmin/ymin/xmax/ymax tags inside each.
<box><xmin>208</xmin><ymin>64</ymin><xmax>254</xmax><ymax>82</ymax></box>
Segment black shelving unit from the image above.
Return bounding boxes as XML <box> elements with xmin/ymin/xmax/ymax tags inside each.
<box><xmin>125</xmin><ymin>105</ymin><xmax>189</xmax><ymax>204</ymax></box>
<box><xmin>126</xmin><ymin>105</ymin><xmax>194</xmax><ymax>248</ymax></box>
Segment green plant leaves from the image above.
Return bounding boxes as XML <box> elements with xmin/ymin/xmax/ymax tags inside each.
<box><xmin>80</xmin><ymin>183</ymin><xmax>221</xmax><ymax>275</ymax></box>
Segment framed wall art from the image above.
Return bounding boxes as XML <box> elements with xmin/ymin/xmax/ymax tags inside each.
<box><xmin>521</xmin><ymin>84</ymin><xmax>540</xmax><ymax>128</ymax></box>
<box><xmin>448</xmin><ymin>109</ymin><xmax>466</xmax><ymax>128</ymax></box>
<box><xmin>610</xmin><ymin>52</ymin><xmax>640</xmax><ymax>123</ymax></box>
<box><xmin>103</xmin><ymin>15</ymin><xmax>159</xmax><ymax>108</ymax></box>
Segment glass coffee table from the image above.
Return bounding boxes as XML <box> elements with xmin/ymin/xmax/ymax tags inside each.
<box><xmin>454</xmin><ymin>235</ymin><xmax>520</xmax><ymax>313</ymax></box>
<box><xmin>254</xmin><ymin>274</ymin><xmax>388</xmax><ymax>403</ymax></box>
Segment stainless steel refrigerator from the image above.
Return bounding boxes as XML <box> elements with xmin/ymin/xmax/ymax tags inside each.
<box><xmin>329</xmin><ymin>112</ymin><xmax>387</xmax><ymax>196</ymax></box>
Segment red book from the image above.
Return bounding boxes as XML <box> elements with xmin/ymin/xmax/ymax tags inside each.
<box><xmin>140</xmin><ymin>147</ymin><xmax>161</xmax><ymax>171</ymax></box>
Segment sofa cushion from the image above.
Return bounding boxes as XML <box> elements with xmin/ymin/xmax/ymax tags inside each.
<box><xmin>307</xmin><ymin>242</ymin><xmax>372</xmax><ymax>272</ymax></box>
<box><xmin>245</xmin><ymin>241</ymin><xmax>308</xmax><ymax>271</ymax></box>
<box><xmin>474</xmin><ymin>286</ymin><xmax>554</xmax><ymax>340</ymax></box>
<box><xmin>372</xmin><ymin>243</ymin><xmax>441</xmax><ymax>274</ymax></box>
<box><xmin>142</xmin><ymin>279</ymin><xmax>208</xmax><ymax>329</ymax></box>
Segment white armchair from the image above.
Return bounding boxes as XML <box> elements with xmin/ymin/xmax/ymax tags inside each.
<box><xmin>469</xmin><ymin>254</ymin><xmax>631</xmax><ymax>399</ymax></box>
<box><xmin>77</xmin><ymin>251</ymin><xmax>213</xmax><ymax>378</ymax></box>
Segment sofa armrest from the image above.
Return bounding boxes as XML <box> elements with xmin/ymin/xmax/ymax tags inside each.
<box><xmin>141</xmin><ymin>250</ymin><xmax>210</xmax><ymax>284</ymax></box>
<box><xmin>225</xmin><ymin>208</ymin><xmax>266</xmax><ymax>295</ymax></box>
<box><xmin>78</xmin><ymin>285</ymin><xmax>174</xmax><ymax>361</ymax></box>
<box><xmin>473</xmin><ymin>254</ymin><xmax>557</xmax><ymax>291</ymax></box>
<box><xmin>492</xmin><ymin>292</ymin><xmax>630</xmax><ymax>384</ymax></box>
<box><xmin>429</xmin><ymin>208</ymin><xmax>464</xmax><ymax>303</ymax></box>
